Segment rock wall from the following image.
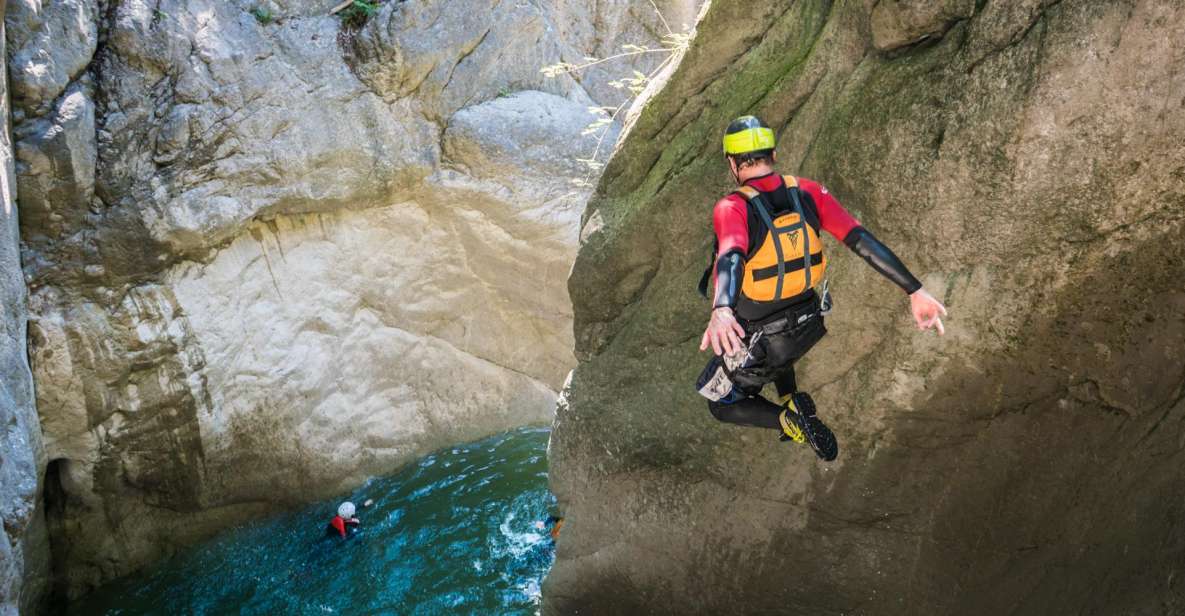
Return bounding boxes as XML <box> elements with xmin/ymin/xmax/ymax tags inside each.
<box><xmin>0</xmin><ymin>1</ymin><xmax>47</xmax><ymax>613</ymax></box>
<box><xmin>546</xmin><ymin>1</ymin><xmax>1185</xmax><ymax>614</ymax></box>
<box><xmin>6</xmin><ymin>0</ymin><xmax>699</xmax><ymax>600</ymax></box>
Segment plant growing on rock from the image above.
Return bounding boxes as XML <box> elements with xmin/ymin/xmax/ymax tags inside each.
<box><xmin>541</xmin><ymin>5</ymin><xmax>691</xmax><ymax>188</ymax></box>
<box><xmin>250</xmin><ymin>6</ymin><xmax>274</xmax><ymax>25</ymax></box>
<box><xmin>335</xmin><ymin>0</ymin><xmax>380</xmax><ymax>30</ymax></box>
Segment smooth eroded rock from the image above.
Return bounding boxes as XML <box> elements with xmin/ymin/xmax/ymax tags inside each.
<box><xmin>870</xmin><ymin>0</ymin><xmax>975</xmax><ymax>51</ymax></box>
<box><xmin>13</xmin><ymin>0</ymin><xmax>704</xmax><ymax>599</ymax></box>
<box><xmin>546</xmin><ymin>1</ymin><xmax>1185</xmax><ymax>614</ymax></box>
<box><xmin>4</xmin><ymin>0</ymin><xmax>98</xmax><ymax>117</ymax></box>
<box><xmin>12</xmin><ymin>81</ymin><xmax>94</xmax><ymax>239</ymax></box>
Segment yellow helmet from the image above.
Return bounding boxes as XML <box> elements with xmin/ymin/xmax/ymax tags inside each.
<box><xmin>722</xmin><ymin>115</ymin><xmax>775</xmax><ymax>156</ymax></box>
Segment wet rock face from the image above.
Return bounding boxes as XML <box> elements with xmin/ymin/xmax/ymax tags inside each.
<box><xmin>7</xmin><ymin>0</ymin><xmax>699</xmax><ymax>600</ymax></box>
<box><xmin>547</xmin><ymin>1</ymin><xmax>1185</xmax><ymax>614</ymax></box>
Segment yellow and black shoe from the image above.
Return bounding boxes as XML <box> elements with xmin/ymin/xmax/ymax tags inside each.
<box><xmin>778</xmin><ymin>404</ymin><xmax>807</xmax><ymax>444</ymax></box>
<box><xmin>778</xmin><ymin>392</ymin><xmax>838</xmax><ymax>462</ymax></box>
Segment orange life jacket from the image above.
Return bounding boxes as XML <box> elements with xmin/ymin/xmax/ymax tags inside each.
<box><xmin>735</xmin><ymin>176</ymin><xmax>827</xmax><ymax>302</ymax></box>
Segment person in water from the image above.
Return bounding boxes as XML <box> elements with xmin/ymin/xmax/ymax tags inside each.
<box><xmin>534</xmin><ymin>515</ymin><xmax>564</xmax><ymax>544</ymax></box>
<box><xmin>696</xmin><ymin>115</ymin><xmax>947</xmax><ymax>461</ymax></box>
<box><xmin>327</xmin><ymin>501</ymin><xmax>360</xmax><ymax>539</ymax></box>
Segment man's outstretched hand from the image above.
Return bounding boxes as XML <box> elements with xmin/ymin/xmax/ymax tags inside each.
<box><xmin>700</xmin><ymin>307</ymin><xmax>746</xmax><ymax>356</ymax></box>
<box><xmin>910</xmin><ymin>288</ymin><xmax>948</xmax><ymax>335</ymax></box>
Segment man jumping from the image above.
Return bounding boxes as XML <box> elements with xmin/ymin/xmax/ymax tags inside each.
<box><xmin>696</xmin><ymin>115</ymin><xmax>947</xmax><ymax>461</ymax></box>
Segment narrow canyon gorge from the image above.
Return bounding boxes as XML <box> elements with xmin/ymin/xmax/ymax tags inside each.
<box><xmin>2</xmin><ymin>0</ymin><xmax>1184</xmax><ymax>614</ymax></box>
<box><xmin>0</xmin><ymin>0</ymin><xmax>701</xmax><ymax>609</ymax></box>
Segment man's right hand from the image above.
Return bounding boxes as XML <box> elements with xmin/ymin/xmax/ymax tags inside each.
<box><xmin>909</xmin><ymin>288</ymin><xmax>947</xmax><ymax>335</ymax></box>
<box><xmin>699</xmin><ymin>307</ymin><xmax>746</xmax><ymax>356</ymax></box>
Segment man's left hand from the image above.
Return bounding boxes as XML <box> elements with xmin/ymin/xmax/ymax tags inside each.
<box><xmin>909</xmin><ymin>288</ymin><xmax>947</xmax><ymax>335</ymax></box>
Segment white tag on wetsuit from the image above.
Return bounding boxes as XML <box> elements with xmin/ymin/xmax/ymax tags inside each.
<box><xmin>697</xmin><ymin>331</ymin><xmax>763</xmax><ymax>402</ymax></box>
<box><xmin>697</xmin><ymin>365</ymin><xmax>734</xmax><ymax>402</ymax></box>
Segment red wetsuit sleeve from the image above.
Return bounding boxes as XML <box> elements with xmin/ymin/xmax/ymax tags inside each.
<box><xmin>711</xmin><ymin>195</ymin><xmax>749</xmax><ymax>299</ymax></box>
<box><xmin>798</xmin><ymin>178</ymin><xmax>860</xmax><ymax>241</ymax></box>
<box><xmin>713</xmin><ymin>195</ymin><xmax>750</xmax><ymax>257</ymax></box>
<box><xmin>331</xmin><ymin>516</ymin><xmax>346</xmax><ymax>538</ymax></box>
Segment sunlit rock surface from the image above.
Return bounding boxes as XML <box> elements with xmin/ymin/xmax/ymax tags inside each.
<box><xmin>7</xmin><ymin>0</ymin><xmax>700</xmax><ymax>599</ymax></box>
<box><xmin>546</xmin><ymin>1</ymin><xmax>1185</xmax><ymax>614</ymax></box>
<box><xmin>0</xmin><ymin>3</ymin><xmax>46</xmax><ymax>613</ymax></box>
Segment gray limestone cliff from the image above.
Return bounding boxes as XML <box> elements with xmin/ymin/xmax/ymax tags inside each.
<box><xmin>4</xmin><ymin>0</ymin><xmax>701</xmax><ymax>602</ymax></box>
<box><xmin>0</xmin><ymin>1</ymin><xmax>46</xmax><ymax>613</ymax></box>
<box><xmin>546</xmin><ymin>1</ymin><xmax>1185</xmax><ymax>614</ymax></box>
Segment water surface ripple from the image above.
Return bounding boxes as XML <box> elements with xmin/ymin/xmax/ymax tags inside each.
<box><xmin>71</xmin><ymin>427</ymin><xmax>555</xmax><ymax>615</ymax></box>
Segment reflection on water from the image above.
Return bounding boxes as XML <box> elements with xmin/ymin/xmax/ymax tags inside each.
<box><xmin>71</xmin><ymin>427</ymin><xmax>555</xmax><ymax>615</ymax></box>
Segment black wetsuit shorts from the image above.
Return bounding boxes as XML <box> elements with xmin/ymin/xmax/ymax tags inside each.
<box><xmin>697</xmin><ymin>295</ymin><xmax>826</xmax><ymax>404</ymax></box>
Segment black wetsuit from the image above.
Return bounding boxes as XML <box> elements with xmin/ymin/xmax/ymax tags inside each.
<box><xmin>698</xmin><ymin>292</ymin><xmax>826</xmax><ymax>428</ymax></box>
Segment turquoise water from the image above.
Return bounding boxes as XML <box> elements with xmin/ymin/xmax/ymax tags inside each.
<box><xmin>70</xmin><ymin>427</ymin><xmax>555</xmax><ymax>615</ymax></box>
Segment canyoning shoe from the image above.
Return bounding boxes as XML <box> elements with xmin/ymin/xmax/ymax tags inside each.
<box><xmin>777</xmin><ymin>405</ymin><xmax>807</xmax><ymax>445</ymax></box>
<box><xmin>778</xmin><ymin>392</ymin><xmax>838</xmax><ymax>462</ymax></box>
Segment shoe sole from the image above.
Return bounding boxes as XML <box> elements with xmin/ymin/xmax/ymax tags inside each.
<box><xmin>792</xmin><ymin>393</ymin><xmax>839</xmax><ymax>462</ymax></box>
<box><xmin>802</xmin><ymin>416</ymin><xmax>838</xmax><ymax>461</ymax></box>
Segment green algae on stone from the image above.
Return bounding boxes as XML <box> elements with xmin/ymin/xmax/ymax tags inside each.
<box><xmin>547</xmin><ymin>1</ymin><xmax>1185</xmax><ymax>614</ymax></box>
